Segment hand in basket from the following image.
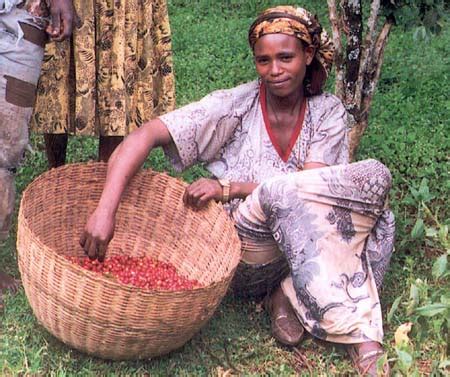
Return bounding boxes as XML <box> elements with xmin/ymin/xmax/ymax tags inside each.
<box><xmin>183</xmin><ymin>178</ymin><xmax>223</xmax><ymax>209</ymax></box>
<box><xmin>79</xmin><ymin>207</ymin><xmax>115</xmax><ymax>261</ymax></box>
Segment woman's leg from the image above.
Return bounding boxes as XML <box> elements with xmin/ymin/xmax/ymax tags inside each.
<box><xmin>98</xmin><ymin>135</ymin><xmax>123</xmax><ymax>162</ymax></box>
<box><xmin>44</xmin><ymin>133</ymin><xmax>68</xmax><ymax>168</ymax></box>
<box><xmin>232</xmin><ymin>203</ymin><xmax>304</xmax><ymax>347</ymax></box>
<box><xmin>234</xmin><ymin>159</ymin><xmax>395</xmax><ymax>372</ymax></box>
<box><xmin>0</xmin><ymin>7</ymin><xmax>47</xmax><ymax>303</ymax></box>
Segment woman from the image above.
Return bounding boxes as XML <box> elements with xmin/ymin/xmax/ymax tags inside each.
<box><xmin>31</xmin><ymin>0</ymin><xmax>175</xmax><ymax>167</ymax></box>
<box><xmin>80</xmin><ymin>6</ymin><xmax>394</xmax><ymax>375</ymax></box>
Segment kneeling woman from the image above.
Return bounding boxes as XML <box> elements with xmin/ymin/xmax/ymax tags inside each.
<box><xmin>80</xmin><ymin>6</ymin><xmax>394</xmax><ymax>375</ymax></box>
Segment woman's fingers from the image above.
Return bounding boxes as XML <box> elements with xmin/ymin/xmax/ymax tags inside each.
<box><xmin>80</xmin><ymin>232</ymin><xmax>101</xmax><ymax>260</ymax></box>
<box><xmin>97</xmin><ymin>243</ymin><xmax>107</xmax><ymax>262</ymax></box>
<box><xmin>183</xmin><ymin>178</ymin><xmax>223</xmax><ymax>209</ymax></box>
<box><xmin>195</xmin><ymin>193</ymin><xmax>212</xmax><ymax>209</ymax></box>
<box><xmin>79</xmin><ymin>231</ymin><xmax>87</xmax><ymax>249</ymax></box>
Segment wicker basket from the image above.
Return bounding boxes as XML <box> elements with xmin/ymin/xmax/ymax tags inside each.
<box><xmin>17</xmin><ymin>163</ymin><xmax>241</xmax><ymax>360</ymax></box>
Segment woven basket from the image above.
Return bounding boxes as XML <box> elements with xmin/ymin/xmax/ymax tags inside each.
<box><xmin>17</xmin><ymin>163</ymin><xmax>241</xmax><ymax>360</ymax></box>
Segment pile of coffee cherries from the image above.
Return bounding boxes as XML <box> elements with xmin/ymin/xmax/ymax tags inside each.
<box><xmin>66</xmin><ymin>255</ymin><xmax>202</xmax><ymax>291</ymax></box>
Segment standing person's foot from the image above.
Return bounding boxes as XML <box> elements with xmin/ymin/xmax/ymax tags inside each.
<box><xmin>347</xmin><ymin>341</ymin><xmax>390</xmax><ymax>376</ymax></box>
<box><xmin>264</xmin><ymin>284</ymin><xmax>304</xmax><ymax>346</ymax></box>
<box><xmin>0</xmin><ymin>270</ymin><xmax>20</xmax><ymax>309</ymax></box>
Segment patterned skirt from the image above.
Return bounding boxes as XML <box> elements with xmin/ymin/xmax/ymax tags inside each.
<box><xmin>31</xmin><ymin>0</ymin><xmax>175</xmax><ymax>136</ymax></box>
<box><xmin>232</xmin><ymin>159</ymin><xmax>396</xmax><ymax>344</ymax></box>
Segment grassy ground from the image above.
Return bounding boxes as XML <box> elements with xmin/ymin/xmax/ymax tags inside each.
<box><xmin>1</xmin><ymin>1</ymin><xmax>449</xmax><ymax>375</ymax></box>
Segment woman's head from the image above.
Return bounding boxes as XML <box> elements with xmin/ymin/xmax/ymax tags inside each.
<box><xmin>249</xmin><ymin>6</ymin><xmax>334</xmax><ymax>97</ymax></box>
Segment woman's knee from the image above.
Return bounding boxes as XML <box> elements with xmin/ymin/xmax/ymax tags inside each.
<box><xmin>347</xmin><ymin>159</ymin><xmax>393</xmax><ymax>203</ymax></box>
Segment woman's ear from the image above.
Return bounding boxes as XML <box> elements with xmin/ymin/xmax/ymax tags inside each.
<box><xmin>305</xmin><ymin>45</ymin><xmax>315</xmax><ymax>66</ymax></box>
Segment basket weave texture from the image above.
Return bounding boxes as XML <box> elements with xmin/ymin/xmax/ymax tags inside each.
<box><xmin>17</xmin><ymin>163</ymin><xmax>241</xmax><ymax>360</ymax></box>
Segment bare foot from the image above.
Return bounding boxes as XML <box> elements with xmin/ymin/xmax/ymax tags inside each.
<box><xmin>0</xmin><ymin>270</ymin><xmax>20</xmax><ymax>308</ymax></box>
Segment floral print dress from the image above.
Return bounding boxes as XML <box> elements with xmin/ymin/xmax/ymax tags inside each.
<box><xmin>160</xmin><ymin>80</ymin><xmax>395</xmax><ymax>344</ymax></box>
<box><xmin>31</xmin><ymin>0</ymin><xmax>175</xmax><ymax>136</ymax></box>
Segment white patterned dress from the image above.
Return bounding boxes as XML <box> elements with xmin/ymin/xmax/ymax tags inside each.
<box><xmin>160</xmin><ymin>80</ymin><xmax>395</xmax><ymax>344</ymax></box>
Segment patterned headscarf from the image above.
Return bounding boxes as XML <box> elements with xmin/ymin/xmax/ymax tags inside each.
<box><xmin>248</xmin><ymin>6</ymin><xmax>334</xmax><ymax>77</ymax></box>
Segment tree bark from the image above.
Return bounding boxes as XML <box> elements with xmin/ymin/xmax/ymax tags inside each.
<box><xmin>327</xmin><ymin>0</ymin><xmax>345</xmax><ymax>98</ymax></box>
<box><xmin>349</xmin><ymin>19</ymin><xmax>393</xmax><ymax>159</ymax></box>
<box><xmin>327</xmin><ymin>0</ymin><xmax>394</xmax><ymax>160</ymax></box>
<box><xmin>341</xmin><ymin>0</ymin><xmax>362</xmax><ymax>111</ymax></box>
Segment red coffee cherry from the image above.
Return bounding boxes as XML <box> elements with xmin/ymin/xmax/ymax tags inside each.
<box><xmin>65</xmin><ymin>255</ymin><xmax>202</xmax><ymax>291</ymax></box>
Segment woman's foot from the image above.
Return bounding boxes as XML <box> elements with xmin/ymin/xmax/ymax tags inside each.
<box><xmin>0</xmin><ymin>270</ymin><xmax>20</xmax><ymax>309</ymax></box>
<box><xmin>347</xmin><ymin>341</ymin><xmax>390</xmax><ymax>376</ymax></box>
<box><xmin>264</xmin><ymin>284</ymin><xmax>304</xmax><ymax>346</ymax></box>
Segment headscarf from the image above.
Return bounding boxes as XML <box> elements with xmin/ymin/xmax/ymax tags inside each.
<box><xmin>248</xmin><ymin>6</ymin><xmax>334</xmax><ymax>77</ymax></box>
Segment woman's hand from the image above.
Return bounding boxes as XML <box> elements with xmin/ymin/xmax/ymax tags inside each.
<box><xmin>46</xmin><ymin>0</ymin><xmax>75</xmax><ymax>41</ymax></box>
<box><xmin>79</xmin><ymin>207</ymin><xmax>115</xmax><ymax>261</ymax></box>
<box><xmin>183</xmin><ymin>178</ymin><xmax>222</xmax><ymax>209</ymax></box>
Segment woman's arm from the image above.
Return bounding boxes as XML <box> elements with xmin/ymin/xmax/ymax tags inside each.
<box><xmin>183</xmin><ymin>180</ymin><xmax>258</xmax><ymax>209</ymax></box>
<box><xmin>184</xmin><ymin>162</ymin><xmax>326</xmax><ymax>209</ymax></box>
<box><xmin>79</xmin><ymin>119</ymin><xmax>172</xmax><ymax>261</ymax></box>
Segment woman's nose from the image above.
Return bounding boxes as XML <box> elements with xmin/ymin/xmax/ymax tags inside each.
<box><xmin>270</xmin><ymin>61</ymin><xmax>282</xmax><ymax>76</ymax></box>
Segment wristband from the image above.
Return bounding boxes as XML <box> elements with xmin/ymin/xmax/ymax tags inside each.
<box><xmin>218</xmin><ymin>179</ymin><xmax>231</xmax><ymax>203</ymax></box>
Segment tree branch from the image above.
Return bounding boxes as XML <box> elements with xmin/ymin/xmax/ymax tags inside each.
<box><xmin>327</xmin><ymin>0</ymin><xmax>345</xmax><ymax>99</ymax></box>
<box><xmin>361</xmin><ymin>19</ymin><xmax>393</xmax><ymax>117</ymax></box>
<box><xmin>341</xmin><ymin>0</ymin><xmax>362</xmax><ymax>112</ymax></box>
<box><xmin>354</xmin><ymin>0</ymin><xmax>381</xmax><ymax>112</ymax></box>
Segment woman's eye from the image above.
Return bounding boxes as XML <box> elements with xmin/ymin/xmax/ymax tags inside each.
<box><xmin>281</xmin><ymin>56</ymin><xmax>293</xmax><ymax>62</ymax></box>
<box><xmin>256</xmin><ymin>58</ymin><xmax>269</xmax><ymax>64</ymax></box>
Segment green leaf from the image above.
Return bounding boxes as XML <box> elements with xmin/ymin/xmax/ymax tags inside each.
<box><xmin>438</xmin><ymin>224</ymin><xmax>448</xmax><ymax>248</ymax></box>
<box><xmin>432</xmin><ymin>254</ymin><xmax>448</xmax><ymax>280</ymax></box>
<box><xmin>425</xmin><ymin>226</ymin><xmax>438</xmax><ymax>238</ymax></box>
<box><xmin>410</xmin><ymin>186</ymin><xmax>420</xmax><ymax>201</ymax></box>
<box><xmin>415</xmin><ymin>303</ymin><xmax>448</xmax><ymax>317</ymax></box>
<box><xmin>406</xmin><ymin>283</ymin><xmax>420</xmax><ymax>315</ymax></box>
<box><xmin>411</xmin><ymin>218</ymin><xmax>425</xmax><ymax>239</ymax></box>
<box><xmin>419</xmin><ymin>178</ymin><xmax>431</xmax><ymax>200</ymax></box>
<box><xmin>396</xmin><ymin>349</ymin><xmax>413</xmax><ymax>370</ymax></box>
<box><xmin>388</xmin><ymin>295</ymin><xmax>403</xmax><ymax>323</ymax></box>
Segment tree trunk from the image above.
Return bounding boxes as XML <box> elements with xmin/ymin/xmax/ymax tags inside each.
<box><xmin>327</xmin><ymin>0</ymin><xmax>394</xmax><ymax>161</ymax></box>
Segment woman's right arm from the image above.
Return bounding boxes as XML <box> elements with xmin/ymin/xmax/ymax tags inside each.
<box><xmin>79</xmin><ymin>119</ymin><xmax>172</xmax><ymax>261</ymax></box>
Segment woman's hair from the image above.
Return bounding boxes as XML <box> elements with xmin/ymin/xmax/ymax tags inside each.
<box><xmin>299</xmin><ymin>40</ymin><xmax>328</xmax><ymax>97</ymax></box>
<box><xmin>248</xmin><ymin>6</ymin><xmax>334</xmax><ymax>97</ymax></box>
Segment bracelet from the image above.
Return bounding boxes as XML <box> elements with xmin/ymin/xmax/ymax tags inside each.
<box><xmin>218</xmin><ymin>179</ymin><xmax>231</xmax><ymax>203</ymax></box>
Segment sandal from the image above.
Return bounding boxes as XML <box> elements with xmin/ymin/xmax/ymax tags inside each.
<box><xmin>347</xmin><ymin>342</ymin><xmax>390</xmax><ymax>376</ymax></box>
<box><xmin>264</xmin><ymin>284</ymin><xmax>304</xmax><ymax>346</ymax></box>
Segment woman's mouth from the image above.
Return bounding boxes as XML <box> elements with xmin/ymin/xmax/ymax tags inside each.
<box><xmin>268</xmin><ymin>79</ymin><xmax>289</xmax><ymax>88</ymax></box>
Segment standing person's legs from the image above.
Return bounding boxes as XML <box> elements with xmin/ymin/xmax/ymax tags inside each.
<box><xmin>0</xmin><ymin>8</ymin><xmax>46</xmax><ymax>302</ymax></box>
<box><xmin>44</xmin><ymin>131</ymin><xmax>123</xmax><ymax>168</ymax></box>
<box><xmin>98</xmin><ymin>135</ymin><xmax>123</xmax><ymax>162</ymax></box>
<box><xmin>44</xmin><ymin>133</ymin><xmax>68</xmax><ymax>168</ymax></box>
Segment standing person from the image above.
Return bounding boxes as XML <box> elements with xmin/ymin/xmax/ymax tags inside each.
<box><xmin>80</xmin><ymin>6</ymin><xmax>394</xmax><ymax>375</ymax></box>
<box><xmin>31</xmin><ymin>0</ymin><xmax>175</xmax><ymax>168</ymax></box>
<box><xmin>0</xmin><ymin>0</ymin><xmax>74</xmax><ymax>305</ymax></box>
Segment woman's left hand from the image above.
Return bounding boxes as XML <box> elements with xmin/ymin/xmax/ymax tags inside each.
<box><xmin>183</xmin><ymin>178</ymin><xmax>222</xmax><ymax>209</ymax></box>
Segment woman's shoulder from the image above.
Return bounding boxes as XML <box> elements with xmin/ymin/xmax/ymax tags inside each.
<box><xmin>307</xmin><ymin>92</ymin><xmax>345</xmax><ymax>111</ymax></box>
<box><xmin>307</xmin><ymin>92</ymin><xmax>348</xmax><ymax>132</ymax></box>
<box><xmin>205</xmin><ymin>80</ymin><xmax>260</xmax><ymax>104</ymax></box>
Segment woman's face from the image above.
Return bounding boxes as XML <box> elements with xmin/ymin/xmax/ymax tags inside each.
<box><xmin>254</xmin><ymin>34</ymin><xmax>314</xmax><ymax>98</ymax></box>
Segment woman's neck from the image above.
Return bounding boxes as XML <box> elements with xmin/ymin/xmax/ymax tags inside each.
<box><xmin>266</xmin><ymin>87</ymin><xmax>304</xmax><ymax>113</ymax></box>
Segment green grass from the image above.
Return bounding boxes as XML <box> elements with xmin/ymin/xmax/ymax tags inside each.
<box><xmin>1</xmin><ymin>1</ymin><xmax>449</xmax><ymax>375</ymax></box>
